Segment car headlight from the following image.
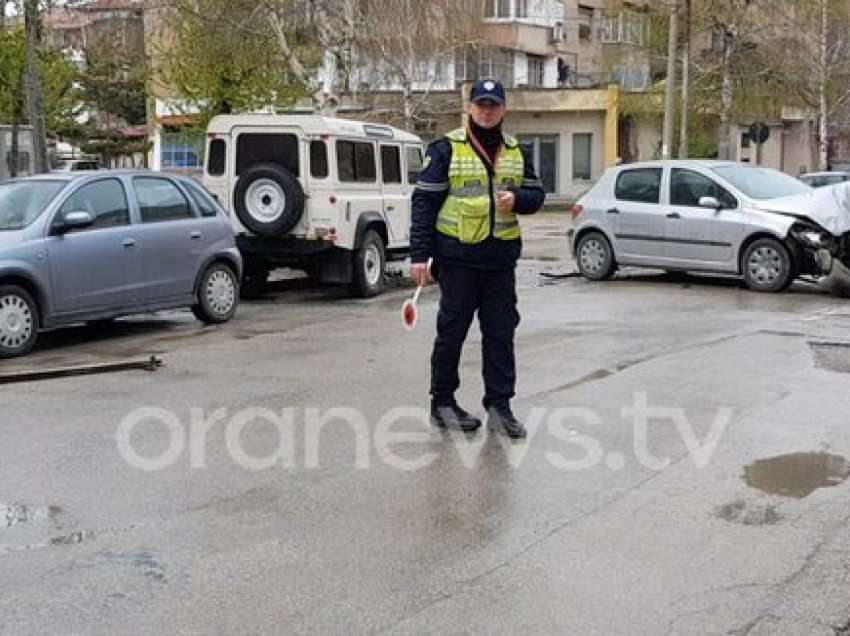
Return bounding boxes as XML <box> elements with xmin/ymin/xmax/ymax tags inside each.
<box><xmin>791</xmin><ymin>224</ymin><xmax>833</xmax><ymax>249</ymax></box>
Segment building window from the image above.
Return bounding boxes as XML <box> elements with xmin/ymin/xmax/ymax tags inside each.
<box><xmin>599</xmin><ymin>11</ymin><xmax>646</xmax><ymax>46</ymax></box>
<box><xmin>483</xmin><ymin>0</ymin><xmax>515</xmax><ymax>18</ymax></box>
<box><xmin>479</xmin><ymin>48</ymin><xmax>514</xmax><ymax>86</ymax></box>
<box><xmin>161</xmin><ymin>131</ymin><xmax>204</xmax><ymax>172</ymax></box>
<box><xmin>578</xmin><ymin>5</ymin><xmax>594</xmax><ymax>41</ymax></box>
<box><xmin>516</xmin><ymin>0</ymin><xmax>527</xmax><ymax>18</ymax></box>
<box><xmin>572</xmin><ymin>133</ymin><xmax>593</xmax><ymax>181</ymax></box>
<box><xmin>527</xmin><ymin>55</ymin><xmax>545</xmax><ymax>88</ymax></box>
<box><xmin>518</xmin><ymin>135</ymin><xmax>558</xmax><ymax>194</ymax></box>
<box><xmin>455</xmin><ymin>47</ymin><xmax>515</xmax><ymax>87</ymax></box>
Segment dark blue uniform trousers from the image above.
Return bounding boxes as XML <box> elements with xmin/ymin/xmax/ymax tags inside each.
<box><xmin>430</xmin><ymin>264</ymin><xmax>520</xmax><ymax>411</ymax></box>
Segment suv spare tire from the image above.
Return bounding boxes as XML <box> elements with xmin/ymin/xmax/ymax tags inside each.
<box><xmin>233</xmin><ymin>162</ymin><xmax>305</xmax><ymax>236</ymax></box>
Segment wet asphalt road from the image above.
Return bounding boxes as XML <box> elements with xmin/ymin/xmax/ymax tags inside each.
<box><xmin>2</xmin><ymin>213</ymin><xmax>850</xmax><ymax>634</ymax></box>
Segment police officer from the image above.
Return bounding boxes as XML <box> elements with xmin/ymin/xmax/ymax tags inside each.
<box><xmin>409</xmin><ymin>79</ymin><xmax>545</xmax><ymax>438</ymax></box>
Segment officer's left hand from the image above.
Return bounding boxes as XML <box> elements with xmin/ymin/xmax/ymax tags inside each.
<box><xmin>496</xmin><ymin>191</ymin><xmax>515</xmax><ymax>213</ymax></box>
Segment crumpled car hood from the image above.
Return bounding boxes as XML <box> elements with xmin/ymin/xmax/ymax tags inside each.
<box><xmin>757</xmin><ymin>182</ymin><xmax>850</xmax><ymax>235</ymax></box>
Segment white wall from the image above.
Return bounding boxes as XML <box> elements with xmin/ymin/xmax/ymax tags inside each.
<box><xmin>505</xmin><ymin>110</ymin><xmax>606</xmax><ymax>198</ymax></box>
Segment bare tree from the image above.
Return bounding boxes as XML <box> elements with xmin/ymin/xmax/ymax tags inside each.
<box><xmin>662</xmin><ymin>0</ymin><xmax>679</xmax><ymax>159</ymax></box>
<box><xmin>352</xmin><ymin>0</ymin><xmax>481</xmax><ymax>131</ymax></box>
<box><xmin>262</xmin><ymin>0</ymin><xmax>362</xmax><ymax>115</ymax></box>
<box><xmin>679</xmin><ymin>0</ymin><xmax>690</xmax><ymax>157</ymax></box>
<box><xmin>691</xmin><ymin>0</ymin><xmax>761</xmax><ymax>160</ymax></box>
<box><xmin>769</xmin><ymin>0</ymin><xmax>850</xmax><ymax>170</ymax></box>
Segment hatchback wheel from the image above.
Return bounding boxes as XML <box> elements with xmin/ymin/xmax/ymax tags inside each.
<box><xmin>742</xmin><ymin>238</ymin><xmax>793</xmax><ymax>293</ymax></box>
<box><xmin>576</xmin><ymin>232</ymin><xmax>616</xmax><ymax>281</ymax></box>
<box><xmin>0</xmin><ymin>285</ymin><xmax>39</xmax><ymax>358</ymax></box>
<box><xmin>192</xmin><ymin>263</ymin><xmax>239</xmax><ymax>324</ymax></box>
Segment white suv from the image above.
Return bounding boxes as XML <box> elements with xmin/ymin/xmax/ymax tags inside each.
<box><xmin>202</xmin><ymin>115</ymin><xmax>424</xmax><ymax>298</ymax></box>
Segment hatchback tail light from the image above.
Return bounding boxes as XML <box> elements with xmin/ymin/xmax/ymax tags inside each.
<box><xmin>571</xmin><ymin>204</ymin><xmax>583</xmax><ymax>219</ymax></box>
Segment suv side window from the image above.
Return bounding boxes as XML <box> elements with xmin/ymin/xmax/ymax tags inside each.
<box><xmin>310</xmin><ymin>140</ymin><xmax>329</xmax><ymax>178</ymax></box>
<box><xmin>670</xmin><ymin>169</ymin><xmax>737</xmax><ymax>208</ymax></box>
<box><xmin>337</xmin><ymin>140</ymin><xmax>376</xmax><ymax>183</ymax></box>
<box><xmin>134</xmin><ymin>177</ymin><xmax>195</xmax><ymax>223</ymax></box>
<box><xmin>406</xmin><ymin>146</ymin><xmax>423</xmax><ymax>184</ymax></box>
<box><xmin>59</xmin><ymin>178</ymin><xmax>130</xmax><ymax>230</ymax></box>
<box><xmin>207</xmin><ymin>139</ymin><xmax>226</xmax><ymax>176</ymax></box>
<box><xmin>615</xmin><ymin>168</ymin><xmax>662</xmax><ymax>204</ymax></box>
<box><xmin>380</xmin><ymin>145</ymin><xmax>402</xmax><ymax>184</ymax></box>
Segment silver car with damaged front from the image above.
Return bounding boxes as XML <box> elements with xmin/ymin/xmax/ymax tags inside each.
<box><xmin>566</xmin><ymin>160</ymin><xmax>850</xmax><ymax>294</ymax></box>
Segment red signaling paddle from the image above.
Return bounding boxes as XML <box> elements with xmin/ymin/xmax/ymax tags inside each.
<box><xmin>401</xmin><ymin>258</ymin><xmax>432</xmax><ymax>331</ymax></box>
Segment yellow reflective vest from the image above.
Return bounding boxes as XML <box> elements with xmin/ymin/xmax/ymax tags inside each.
<box><xmin>435</xmin><ymin>128</ymin><xmax>524</xmax><ymax>244</ymax></box>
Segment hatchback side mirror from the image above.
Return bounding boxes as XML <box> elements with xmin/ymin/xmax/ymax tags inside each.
<box><xmin>54</xmin><ymin>210</ymin><xmax>94</xmax><ymax>234</ymax></box>
<box><xmin>699</xmin><ymin>196</ymin><xmax>722</xmax><ymax>210</ymax></box>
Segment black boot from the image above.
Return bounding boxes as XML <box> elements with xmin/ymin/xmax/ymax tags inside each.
<box><xmin>487</xmin><ymin>407</ymin><xmax>527</xmax><ymax>439</ymax></box>
<box><xmin>431</xmin><ymin>402</ymin><xmax>482</xmax><ymax>433</ymax></box>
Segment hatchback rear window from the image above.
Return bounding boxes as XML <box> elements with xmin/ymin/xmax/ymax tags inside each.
<box><xmin>615</xmin><ymin>168</ymin><xmax>662</xmax><ymax>204</ymax></box>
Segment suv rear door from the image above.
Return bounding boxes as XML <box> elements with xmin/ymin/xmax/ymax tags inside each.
<box><xmin>379</xmin><ymin>143</ymin><xmax>408</xmax><ymax>247</ymax></box>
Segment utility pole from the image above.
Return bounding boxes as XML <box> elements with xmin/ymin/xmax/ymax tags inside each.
<box><xmin>662</xmin><ymin>0</ymin><xmax>679</xmax><ymax>159</ymax></box>
<box><xmin>24</xmin><ymin>0</ymin><xmax>50</xmax><ymax>173</ymax></box>
<box><xmin>678</xmin><ymin>0</ymin><xmax>690</xmax><ymax>158</ymax></box>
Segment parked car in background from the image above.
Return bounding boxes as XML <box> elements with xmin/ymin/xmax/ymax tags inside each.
<box><xmin>798</xmin><ymin>171</ymin><xmax>850</xmax><ymax>188</ymax></box>
<box><xmin>567</xmin><ymin>160</ymin><xmax>850</xmax><ymax>294</ymax></box>
<box><xmin>0</xmin><ymin>171</ymin><xmax>242</xmax><ymax>358</ymax></box>
<box><xmin>203</xmin><ymin>115</ymin><xmax>425</xmax><ymax>298</ymax></box>
<box><xmin>52</xmin><ymin>157</ymin><xmax>102</xmax><ymax>172</ymax></box>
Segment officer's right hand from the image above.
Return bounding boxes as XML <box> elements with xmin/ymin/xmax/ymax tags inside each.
<box><xmin>410</xmin><ymin>261</ymin><xmax>433</xmax><ymax>286</ymax></box>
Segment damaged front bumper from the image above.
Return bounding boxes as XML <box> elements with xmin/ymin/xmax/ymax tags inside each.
<box><xmin>815</xmin><ymin>247</ymin><xmax>850</xmax><ymax>297</ymax></box>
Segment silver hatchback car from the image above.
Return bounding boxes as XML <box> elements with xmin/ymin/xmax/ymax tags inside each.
<box><xmin>0</xmin><ymin>171</ymin><xmax>242</xmax><ymax>358</ymax></box>
<box><xmin>568</xmin><ymin>160</ymin><xmax>832</xmax><ymax>293</ymax></box>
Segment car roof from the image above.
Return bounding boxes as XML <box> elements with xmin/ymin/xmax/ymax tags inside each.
<box><xmin>206</xmin><ymin>114</ymin><xmax>422</xmax><ymax>143</ymax></box>
<box><xmin>614</xmin><ymin>159</ymin><xmax>748</xmax><ymax>170</ymax></box>
<box><xmin>7</xmin><ymin>170</ymin><xmax>195</xmax><ymax>183</ymax></box>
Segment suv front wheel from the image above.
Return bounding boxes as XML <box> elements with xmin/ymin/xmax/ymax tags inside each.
<box><xmin>351</xmin><ymin>229</ymin><xmax>386</xmax><ymax>298</ymax></box>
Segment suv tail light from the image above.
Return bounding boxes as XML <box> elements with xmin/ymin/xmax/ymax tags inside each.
<box><xmin>571</xmin><ymin>204</ymin><xmax>583</xmax><ymax>219</ymax></box>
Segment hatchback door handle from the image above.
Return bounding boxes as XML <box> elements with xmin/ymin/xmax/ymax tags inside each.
<box><xmin>667</xmin><ymin>212</ymin><xmax>681</xmax><ymax>219</ymax></box>
<box><xmin>606</xmin><ymin>207</ymin><xmax>620</xmax><ymax>214</ymax></box>
<box><xmin>122</xmin><ymin>238</ymin><xmax>137</xmax><ymax>248</ymax></box>
<box><xmin>190</xmin><ymin>231</ymin><xmax>202</xmax><ymax>240</ymax></box>
<box><xmin>386</xmin><ymin>206</ymin><xmax>395</xmax><ymax>212</ymax></box>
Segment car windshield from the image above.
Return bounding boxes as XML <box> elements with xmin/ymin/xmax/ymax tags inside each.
<box><xmin>0</xmin><ymin>180</ymin><xmax>66</xmax><ymax>230</ymax></box>
<box><xmin>711</xmin><ymin>166</ymin><xmax>812</xmax><ymax>200</ymax></box>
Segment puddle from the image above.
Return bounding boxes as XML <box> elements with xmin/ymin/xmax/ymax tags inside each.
<box><xmin>809</xmin><ymin>341</ymin><xmax>850</xmax><ymax>374</ymax></box>
<box><xmin>1</xmin><ymin>503</ymin><xmax>62</xmax><ymax>529</ymax></box>
<box><xmin>743</xmin><ymin>452</ymin><xmax>850</xmax><ymax>498</ymax></box>
<box><xmin>715</xmin><ymin>499</ymin><xmax>782</xmax><ymax>526</ymax></box>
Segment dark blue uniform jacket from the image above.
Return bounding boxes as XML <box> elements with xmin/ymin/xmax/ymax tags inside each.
<box><xmin>410</xmin><ymin>135</ymin><xmax>546</xmax><ymax>270</ymax></box>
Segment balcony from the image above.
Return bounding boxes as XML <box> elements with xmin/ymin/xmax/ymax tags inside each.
<box><xmin>482</xmin><ymin>21</ymin><xmax>568</xmax><ymax>56</ymax></box>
